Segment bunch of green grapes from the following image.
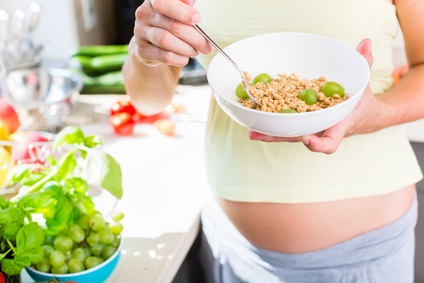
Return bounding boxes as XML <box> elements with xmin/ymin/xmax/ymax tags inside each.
<box><xmin>34</xmin><ymin>211</ymin><xmax>124</xmax><ymax>274</ymax></box>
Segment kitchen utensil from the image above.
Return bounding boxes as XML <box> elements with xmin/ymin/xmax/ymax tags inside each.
<box><xmin>193</xmin><ymin>25</ymin><xmax>260</xmax><ymax>106</ymax></box>
<box><xmin>0</xmin><ymin>10</ymin><xmax>9</xmax><ymax>50</ymax></box>
<box><xmin>2</xmin><ymin>67</ymin><xmax>82</xmax><ymax>109</ymax></box>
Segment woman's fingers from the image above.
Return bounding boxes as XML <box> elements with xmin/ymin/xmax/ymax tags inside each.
<box><xmin>150</xmin><ymin>0</ymin><xmax>200</xmax><ymax>25</ymax></box>
<box><xmin>248</xmin><ymin>131</ymin><xmax>302</xmax><ymax>143</ymax></box>
<box><xmin>356</xmin><ymin>38</ymin><xmax>373</xmax><ymax>68</ymax></box>
<box><xmin>132</xmin><ymin>0</ymin><xmax>212</xmax><ymax>66</ymax></box>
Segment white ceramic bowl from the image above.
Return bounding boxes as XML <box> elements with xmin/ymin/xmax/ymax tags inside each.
<box><xmin>207</xmin><ymin>32</ymin><xmax>370</xmax><ymax>137</ymax></box>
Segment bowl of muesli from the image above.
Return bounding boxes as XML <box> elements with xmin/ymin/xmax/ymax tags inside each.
<box><xmin>206</xmin><ymin>32</ymin><xmax>370</xmax><ymax>137</ymax></box>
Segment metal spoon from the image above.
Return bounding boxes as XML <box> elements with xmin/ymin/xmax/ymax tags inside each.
<box><xmin>193</xmin><ymin>25</ymin><xmax>260</xmax><ymax>106</ymax></box>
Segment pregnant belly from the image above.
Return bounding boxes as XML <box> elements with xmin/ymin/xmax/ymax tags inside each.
<box><xmin>217</xmin><ymin>185</ymin><xmax>415</xmax><ymax>253</ymax></box>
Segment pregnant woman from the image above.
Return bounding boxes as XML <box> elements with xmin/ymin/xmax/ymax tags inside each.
<box><xmin>123</xmin><ymin>0</ymin><xmax>424</xmax><ymax>282</ymax></box>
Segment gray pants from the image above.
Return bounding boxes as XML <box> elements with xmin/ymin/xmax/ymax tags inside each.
<box><xmin>198</xmin><ymin>194</ymin><xmax>418</xmax><ymax>283</ymax></box>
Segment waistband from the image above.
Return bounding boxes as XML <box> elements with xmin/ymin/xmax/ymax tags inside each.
<box><xmin>201</xmin><ymin>192</ymin><xmax>418</xmax><ymax>269</ymax></box>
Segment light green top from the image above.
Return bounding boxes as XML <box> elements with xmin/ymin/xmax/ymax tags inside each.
<box><xmin>194</xmin><ymin>0</ymin><xmax>423</xmax><ymax>203</ymax></box>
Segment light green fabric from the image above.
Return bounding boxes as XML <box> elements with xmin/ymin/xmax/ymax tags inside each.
<box><xmin>194</xmin><ymin>0</ymin><xmax>423</xmax><ymax>203</ymax></box>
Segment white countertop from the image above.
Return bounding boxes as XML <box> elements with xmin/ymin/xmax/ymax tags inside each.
<box><xmin>19</xmin><ymin>81</ymin><xmax>424</xmax><ymax>282</ymax></box>
<box><xmin>21</xmin><ymin>84</ymin><xmax>212</xmax><ymax>283</ymax></box>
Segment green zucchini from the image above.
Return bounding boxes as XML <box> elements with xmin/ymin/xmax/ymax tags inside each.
<box><xmin>90</xmin><ymin>53</ymin><xmax>128</xmax><ymax>72</ymax></box>
<box><xmin>73</xmin><ymin>45</ymin><xmax>129</xmax><ymax>57</ymax></box>
<box><xmin>70</xmin><ymin>55</ymin><xmax>95</xmax><ymax>74</ymax></box>
<box><xmin>81</xmin><ymin>71</ymin><xmax>126</xmax><ymax>94</ymax></box>
<box><xmin>71</xmin><ymin>53</ymin><xmax>128</xmax><ymax>76</ymax></box>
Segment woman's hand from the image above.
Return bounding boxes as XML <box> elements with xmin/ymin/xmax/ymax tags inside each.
<box><xmin>249</xmin><ymin>39</ymin><xmax>376</xmax><ymax>154</ymax></box>
<box><xmin>131</xmin><ymin>0</ymin><xmax>212</xmax><ymax>67</ymax></box>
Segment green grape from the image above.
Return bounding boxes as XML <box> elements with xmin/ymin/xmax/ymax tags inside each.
<box><xmin>102</xmin><ymin>245</ymin><xmax>117</xmax><ymax>260</ymax></box>
<box><xmin>86</xmin><ymin>232</ymin><xmax>99</xmax><ymax>246</ymax></box>
<box><xmin>279</xmin><ymin>108</ymin><xmax>297</xmax><ymax>113</ymax></box>
<box><xmin>85</xmin><ymin>256</ymin><xmax>104</xmax><ymax>269</ymax></box>
<box><xmin>252</xmin><ymin>73</ymin><xmax>272</xmax><ymax>85</ymax></box>
<box><xmin>111</xmin><ymin>236</ymin><xmax>121</xmax><ymax>248</ymax></box>
<box><xmin>68</xmin><ymin>224</ymin><xmax>85</xmax><ymax>243</ymax></box>
<box><xmin>321</xmin><ymin>81</ymin><xmax>345</xmax><ymax>97</ymax></box>
<box><xmin>83</xmin><ymin>246</ymin><xmax>92</xmax><ymax>258</ymax></box>
<box><xmin>109</xmin><ymin>221</ymin><xmax>123</xmax><ymax>235</ymax></box>
<box><xmin>77</xmin><ymin>214</ymin><xmax>91</xmax><ymax>231</ymax></box>
<box><xmin>71</xmin><ymin>247</ymin><xmax>88</xmax><ymax>262</ymax></box>
<box><xmin>90</xmin><ymin>243</ymin><xmax>106</xmax><ymax>257</ymax></box>
<box><xmin>35</xmin><ymin>258</ymin><xmax>51</xmax><ymax>273</ymax></box>
<box><xmin>49</xmin><ymin>250</ymin><xmax>65</xmax><ymax>268</ymax></box>
<box><xmin>111</xmin><ymin>212</ymin><xmax>125</xmax><ymax>222</ymax></box>
<box><xmin>54</xmin><ymin>235</ymin><xmax>73</xmax><ymax>253</ymax></box>
<box><xmin>68</xmin><ymin>259</ymin><xmax>85</xmax><ymax>273</ymax></box>
<box><xmin>98</xmin><ymin>227</ymin><xmax>114</xmax><ymax>244</ymax></box>
<box><xmin>235</xmin><ymin>83</ymin><xmax>249</xmax><ymax>99</ymax></box>
<box><xmin>51</xmin><ymin>263</ymin><xmax>69</xmax><ymax>274</ymax></box>
<box><xmin>65</xmin><ymin>252</ymin><xmax>72</xmax><ymax>262</ymax></box>
<box><xmin>42</xmin><ymin>245</ymin><xmax>55</xmax><ymax>258</ymax></box>
<box><xmin>90</xmin><ymin>214</ymin><xmax>105</xmax><ymax>232</ymax></box>
<box><xmin>299</xmin><ymin>89</ymin><xmax>318</xmax><ymax>105</ymax></box>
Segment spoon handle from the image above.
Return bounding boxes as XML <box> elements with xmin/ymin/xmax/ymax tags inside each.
<box><xmin>193</xmin><ymin>25</ymin><xmax>244</xmax><ymax>76</ymax></box>
<box><xmin>193</xmin><ymin>25</ymin><xmax>259</xmax><ymax>106</ymax></box>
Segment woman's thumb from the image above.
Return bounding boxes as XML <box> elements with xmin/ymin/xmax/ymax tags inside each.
<box><xmin>356</xmin><ymin>38</ymin><xmax>373</xmax><ymax>68</ymax></box>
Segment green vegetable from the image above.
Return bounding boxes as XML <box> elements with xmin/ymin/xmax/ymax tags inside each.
<box><xmin>0</xmin><ymin>219</ymin><xmax>45</xmax><ymax>275</ymax></box>
<box><xmin>0</xmin><ymin>126</ymin><xmax>124</xmax><ymax>276</ymax></box>
<box><xmin>81</xmin><ymin>71</ymin><xmax>126</xmax><ymax>94</ymax></box>
<box><xmin>73</xmin><ymin>45</ymin><xmax>129</xmax><ymax>57</ymax></box>
<box><xmin>299</xmin><ymin>89</ymin><xmax>318</xmax><ymax>105</ymax></box>
<box><xmin>321</xmin><ymin>81</ymin><xmax>345</xmax><ymax>97</ymax></box>
<box><xmin>11</xmin><ymin>125</ymin><xmax>123</xmax><ymax>203</ymax></box>
<box><xmin>71</xmin><ymin>53</ymin><xmax>128</xmax><ymax>76</ymax></box>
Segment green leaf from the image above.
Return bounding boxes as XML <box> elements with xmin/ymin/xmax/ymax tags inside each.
<box><xmin>45</xmin><ymin>196</ymin><xmax>73</xmax><ymax>235</ymax></box>
<box><xmin>72</xmin><ymin>193</ymin><xmax>95</xmax><ymax>216</ymax></box>
<box><xmin>3</xmin><ymin>222</ymin><xmax>22</xmax><ymax>240</ymax></box>
<box><xmin>28</xmin><ymin>247</ymin><xmax>45</xmax><ymax>264</ymax></box>
<box><xmin>0</xmin><ymin>196</ymin><xmax>8</xmax><ymax>209</ymax></box>
<box><xmin>13</xmin><ymin>252</ymin><xmax>31</xmax><ymax>267</ymax></box>
<box><xmin>84</xmin><ymin>134</ymin><xmax>103</xmax><ymax>148</ymax></box>
<box><xmin>1</xmin><ymin>258</ymin><xmax>24</xmax><ymax>275</ymax></box>
<box><xmin>84</xmin><ymin>149</ymin><xmax>123</xmax><ymax>199</ymax></box>
<box><xmin>16</xmin><ymin>222</ymin><xmax>44</xmax><ymax>252</ymax></box>
<box><xmin>65</xmin><ymin>177</ymin><xmax>89</xmax><ymax>194</ymax></box>
<box><xmin>18</xmin><ymin>191</ymin><xmax>58</xmax><ymax>218</ymax></box>
<box><xmin>0</xmin><ymin>207</ymin><xmax>24</xmax><ymax>225</ymax></box>
<box><xmin>53</xmin><ymin>125</ymin><xmax>86</xmax><ymax>147</ymax></box>
<box><xmin>8</xmin><ymin>164</ymin><xmax>43</xmax><ymax>186</ymax></box>
<box><xmin>56</xmin><ymin>150</ymin><xmax>78</xmax><ymax>179</ymax></box>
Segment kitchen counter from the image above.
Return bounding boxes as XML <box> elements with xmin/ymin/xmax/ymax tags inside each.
<box><xmin>19</xmin><ymin>81</ymin><xmax>424</xmax><ymax>283</ymax></box>
<box><xmin>21</xmin><ymin>84</ymin><xmax>212</xmax><ymax>283</ymax></box>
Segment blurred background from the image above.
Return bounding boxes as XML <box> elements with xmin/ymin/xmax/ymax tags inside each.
<box><xmin>0</xmin><ymin>0</ymin><xmax>140</xmax><ymax>63</ymax></box>
<box><xmin>0</xmin><ymin>1</ymin><xmax>423</xmax><ymax>282</ymax></box>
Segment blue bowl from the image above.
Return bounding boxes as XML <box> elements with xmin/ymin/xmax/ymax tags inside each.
<box><xmin>25</xmin><ymin>239</ymin><xmax>123</xmax><ymax>283</ymax></box>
